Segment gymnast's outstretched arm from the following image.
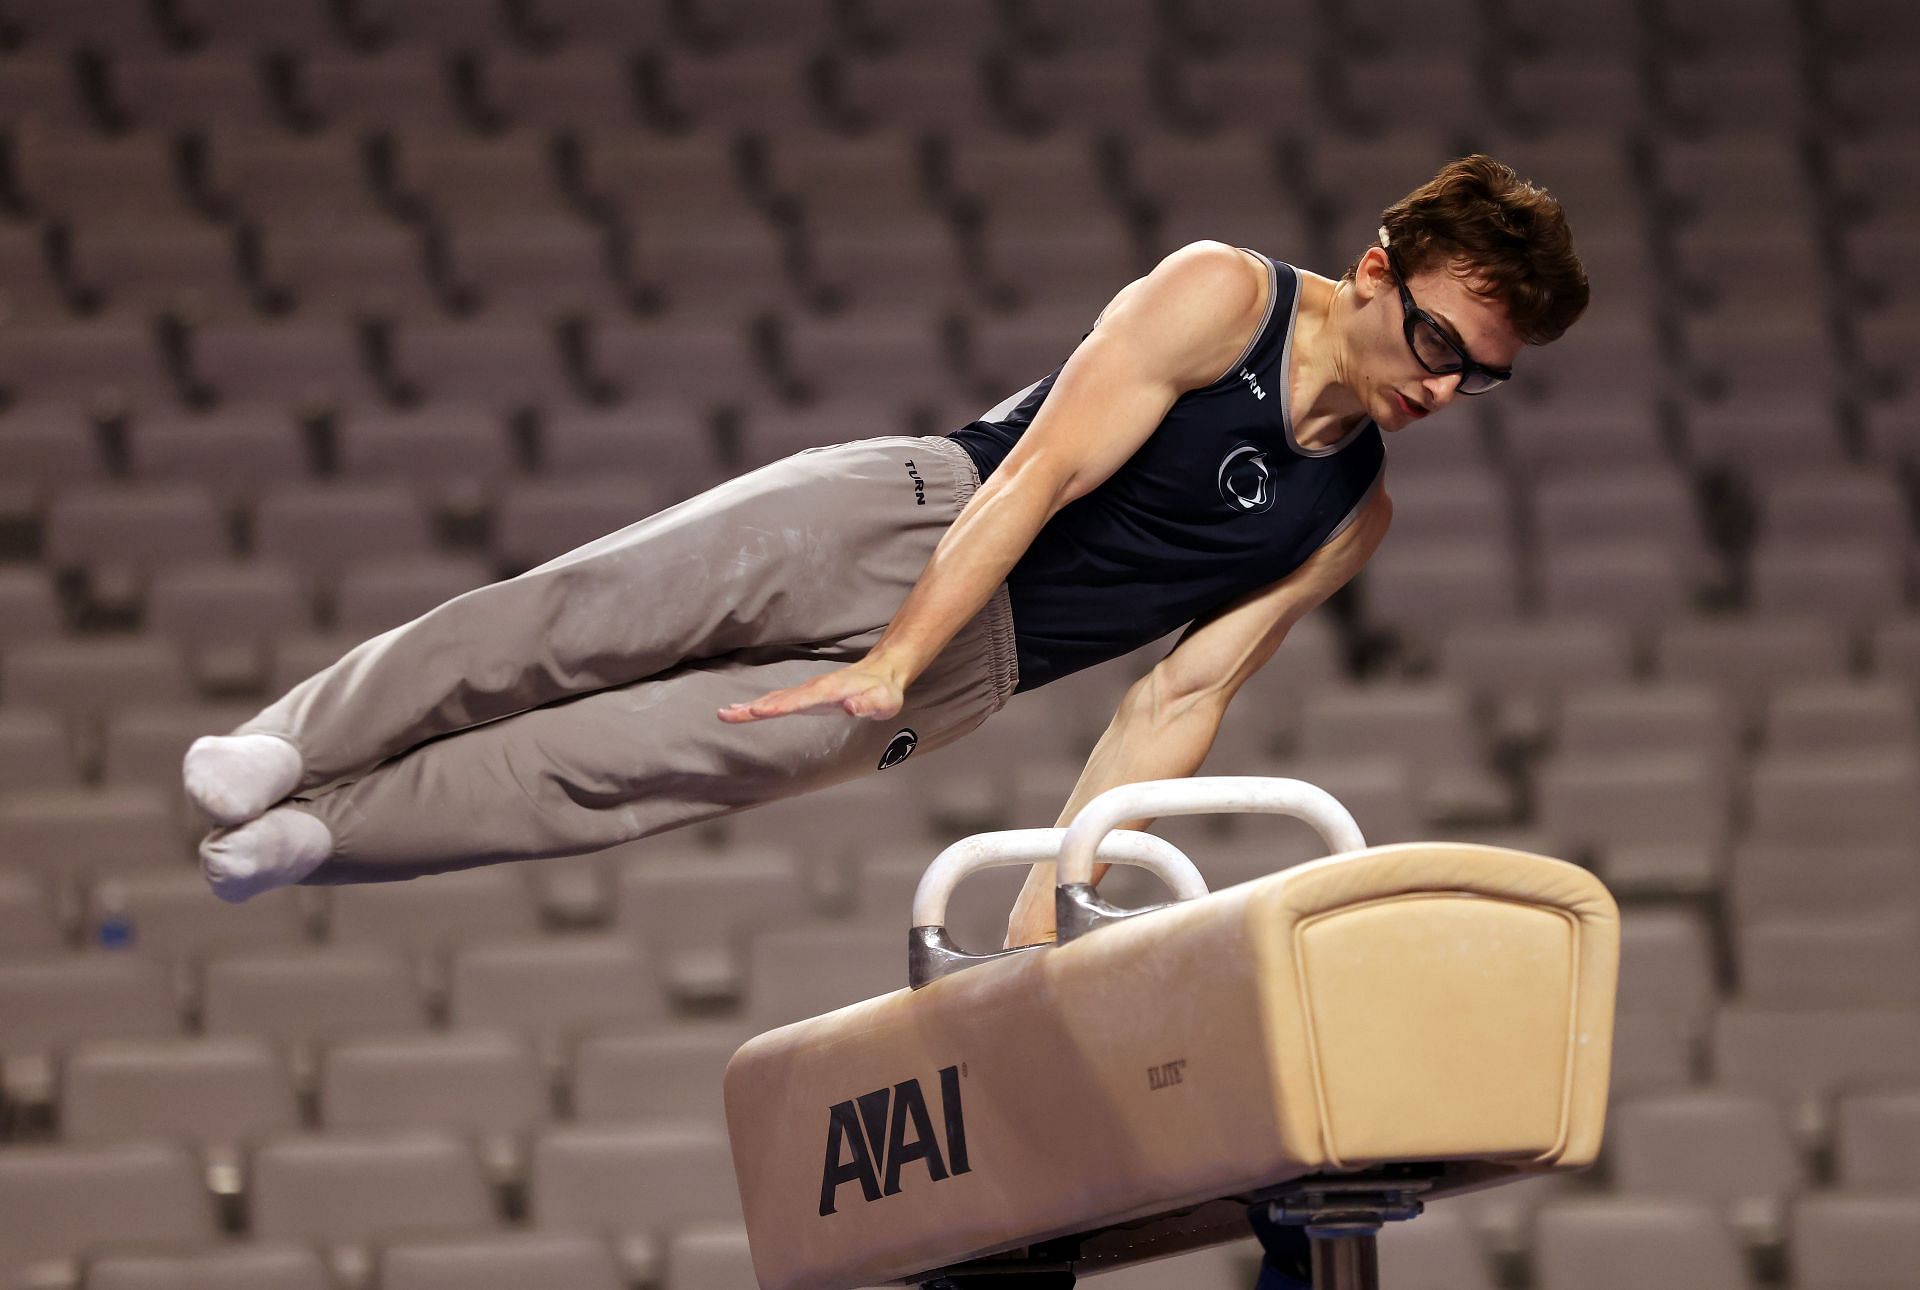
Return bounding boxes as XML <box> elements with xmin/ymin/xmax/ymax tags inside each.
<box><xmin>1001</xmin><ymin>486</ymin><xmax>1394</xmax><ymax>948</ymax></box>
<box><xmin>717</xmin><ymin>240</ymin><xmax>1270</xmax><ymax>726</ymax></box>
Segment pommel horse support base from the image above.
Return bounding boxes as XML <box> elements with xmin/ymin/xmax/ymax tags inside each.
<box><xmin>724</xmin><ymin>777</ymin><xmax>1620</xmax><ymax>1290</ymax></box>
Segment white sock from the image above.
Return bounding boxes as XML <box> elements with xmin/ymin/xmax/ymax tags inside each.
<box><xmin>200</xmin><ymin>807</ymin><xmax>333</xmax><ymax>904</ymax></box>
<box><xmin>183</xmin><ymin>733</ymin><xmax>304</xmax><ymax>826</ymax></box>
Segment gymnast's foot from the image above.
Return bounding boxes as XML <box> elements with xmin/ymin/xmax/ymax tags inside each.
<box><xmin>183</xmin><ymin>733</ymin><xmax>304</xmax><ymax>825</ymax></box>
<box><xmin>200</xmin><ymin>806</ymin><xmax>333</xmax><ymax>903</ymax></box>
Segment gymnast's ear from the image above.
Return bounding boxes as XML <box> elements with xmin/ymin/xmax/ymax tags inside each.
<box><xmin>1351</xmin><ymin>245</ymin><xmax>1393</xmax><ymax>302</ymax></box>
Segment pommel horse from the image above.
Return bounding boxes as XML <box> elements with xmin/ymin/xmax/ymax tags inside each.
<box><xmin>725</xmin><ymin>777</ymin><xmax>1620</xmax><ymax>1290</ymax></box>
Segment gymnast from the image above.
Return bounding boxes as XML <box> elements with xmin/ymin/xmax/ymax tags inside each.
<box><xmin>184</xmin><ymin>153</ymin><xmax>1586</xmax><ymax>937</ymax></box>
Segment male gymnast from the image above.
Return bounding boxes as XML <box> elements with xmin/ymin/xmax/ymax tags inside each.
<box><xmin>185</xmin><ymin>154</ymin><xmax>1586</xmax><ymax>947</ymax></box>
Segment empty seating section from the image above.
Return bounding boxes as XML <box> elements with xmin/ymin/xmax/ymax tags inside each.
<box><xmin>0</xmin><ymin>2</ymin><xmax>1914</xmax><ymax>1286</ymax></box>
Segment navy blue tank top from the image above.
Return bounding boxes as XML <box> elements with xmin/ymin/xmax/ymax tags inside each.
<box><xmin>949</xmin><ymin>251</ymin><xmax>1385</xmax><ymax>693</ymax></box>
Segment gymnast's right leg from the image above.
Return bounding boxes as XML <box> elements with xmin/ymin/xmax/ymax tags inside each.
<box><xmin>184</xmin><ymin>436</ymin><xmax>975</xmax><ymax>825</ymax></box>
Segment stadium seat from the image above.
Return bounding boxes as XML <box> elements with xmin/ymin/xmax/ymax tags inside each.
<box><xmin>1833</xmin><ymin>1086</ymin><xmax>1920</xmax><ymax>1188</ymax></box>
<box><xmin>741</xmin><ymin>924</ymin><xmax>900</xmax><ymax>1031</ymax></box>
<box><xmin>657</xmin><ymin>46</ymin><xmax>828</xmax><ymax>134</ymax></box>
<box><xmin>0</xmin><ymin>1142</ymin><xmax>216</xmax><ymax>1290</ymax></box>
<box><xmin>0</xmin><ymin>953</ymin><xmax>180</xmax><ymax>1107</ymax></box>
<box><xmin>1763</xmin><ymin>679</ymin><xmax>1917</xmax><ymax>751</ymax></box>
<box><xmin>1373</xmin><ymin>1209</ymin><xmax>1496</xmax><ymax>1290</ymax></box>
<box><xmin>1727</xmin><ymin>843</ymin><xmax>1916</xmax><ymax>923</ymax></box>
<box><xmin>1176</xmin><ymin>45</ymin><xmax>1323</xmax><ymax>138</ymax></box>
<box><xmin>1539</xmin><ymin>541</ymin><xmax>1693</xmax><ymax>631</ymax></box>
<box><xmin>0</xmin><ymin>787</ymin><xmax>187</xmax><ymax>878</ymax></box>
<box><xmin>200</xmin><ymin>947</ymin><xmax>428</xmax><ymax>1055</ymax></box>
<box><xmin>326</xmin><ymin>866</ymin><xmax>539</xmax><ymax>958</ymax></box>
<box><xmin>483</xmin><ymin>49</ymin><xmax>646</xmax><ymax>132</ymax></box>
<box><xmin>493</xmin><ymin>475</ymin><xmax>681</xmax><ymax>571</ymax></box>
<box><xmin>0</xmin><ymin>321</ymin><xmax>176</xmax><ymax>407</ymax></box>
<box><xmin>106</xmin><ymin>50</ymin><xmax>280</xmax><ymax>133</ymax></box>
<box><xmin>1606</xmin><ymin>1091</ymin><xmax>1803</xmax><ymax>1224</ymax></box>
<box><xmin>612</xmin><ymin>843</ymin><xmax>805</xmax><ymax>1001</ymax></box>
<box><xmin>1614</xmin><ymin>908</ymin><xmax>1720</xmax><ymax>1032</ymax></box>
<box><xmin>332</xmin><ymin>407</ymin><xmax>518</xmax><ymax>507</ymax></box>
<box><xmin>1788</xmin><ymin>1193</ymin><xmax>1920</xmax><ymax>1290</ymax></box>
<box><xmin>378</xmin><ymin>1230</ymin><xmax>626</xmax><ymax>1290</ymax></box>
<box><xmin>299</xmin><ymin>49</ymin><xmax>467</xmax><ymax>132</ymax></box>
<box><xmin>127</xmin><ymin>407</ymin><xmax>311</xmax><ymax>507</ymax></box>
<box><xmin>1753</xmin><ymin>469</ymin><xmax>1909</xmax><ymax>546</ymax></box>
<box><xmin>1734</xmin><ymin>915</ymin><xmax>1920</xmax><ymax>1008</ymax></box>
<box><xmin>447</xmin><ymin>935</ymin><xmax>667</xmax><ymax>1044</ymax></box>
<box><xmin>1360</xmin><ymin>540</ymin><xmax>1521</xmax><ymax>650</ymax></box>
<box><xmin>12</xmin><ymin>130</ymin><xmax>201</xmax><ymax>227</ymax></box>
<box><xmin>776</xmin><ymin>307</ymin><xmax>955</xmax><ymax>403</ymax></box>
<box><xmin>332</xmin><ymin>556</ymin><xmax>494</xmax><ymax>635</ymax></box>
<box><xmin>569</xmin><ymin>1025</ymin><xmax>741</xmax><ymax>1126</ymax></box>
<box><xmin>0</xmin><ymin>867</ymin><xmax>63</xmax><ymax>954</ymax></box>
<box><xmin>59</xmin><ymin>1034</ymin><xmax>300</xmax><ymax>1147</ymax></box>
<box><xmin>1712</xmin><ymin>1008</ymin><xmax>1920</xmax><ymax>1124</ymax></box>
<box><xmin>100</xmin><ymin>704</ymin><xmax>258</xmax><ymax>795</ymax></box>
<box><xmin>318</xmin><ymin>1030</ymin><xmax>549</xmax><ymax>1175</ymax></box>
<box><xmin>253</xmin><ymin>483</ymin><xmax>436</xmax><ymax>579</ymax></box>
<box><xmin>188</xmin><ymin>322</ymin><xmax>381</xmax><ymax>409</ymax></box>
<box><xmin>1607</xmin><ymin>1013</ymin><xmax>1697</xmax><ymax>1100</ymax></box>
<box><xmin>0</xmin><ymin>53</ymin><xmax>94</xmax><ymax>133</ymax></box>
<box><xmin>0</xmin><ymin>567</ymin><xmax>65</xmax><ymax>646</ymax></box>
<box><xmin>147</xmin><ymin>561</ymin><xmax>313</xmax><ymax>688</ymax></box>
<box><xmin>84</xmin><ymin>870</ymin><xmax>307</xmax><ymax>961</ymax></box>
<box><xmin>1555</xmin><ymin>684</ymin><xmax>1734</xmax><ymax>770</ymax></box>
<box><xmin>1749</xmin><ymin>542</ymin><xmax>1907</xmax><ymax>631</ymax></box>
<box><xmin>44</xmin><ymin>483</ymin><xmax>230</xmax><ymax>582</ymax></box>
<box><xmin>64</xmin><ymin>224</ymin><xmax>251</xmax><ymax>318</ymax></box>
<box><xmin>1746</xmin><ymin>750</ymin><xmax>1920</xmax><ymax>847</ymax></box>
<box><xmin>1530</xmin><ymin>1197</ymin><xmax>1749</xmax><ymax>1290</ymax></box>
<box><xmin>537</xmin><ymin>403</ymin><xmax>719</xmax><ymax>484</ymax></box>
<box><xmin>249</xmin><ymin>1129</ymin><xmax>496</xmax><ymax>1278</ymax></box>
<box><xmin>1658</xmin><ymin>616</ymin><xmax>1849</xmax><ymax>720</ymax></box>
<box><xmin>0</xmin><ymin>712</ymin><xmax>79</xmax><ymax>791</ymax></box>
<box><xmin>1532</xmin><ymin>467</ymin><xmax>1705</xmax><ymax>560</ymax></box>
<box><xmin>529</xmin><ymin>1121</ymin><xmax>741</xmax><ymax>1282</ymax></box>
<box><xmin>85</xmin><ymin>1242</ymin><xmax>336</xmax><ymax>1290</ymax></box>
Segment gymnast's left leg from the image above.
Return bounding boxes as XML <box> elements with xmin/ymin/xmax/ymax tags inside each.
<box><xmin>201</xmin><ymin>598</ymin><xmax>1013</xmax><ymax>898</ymax></box>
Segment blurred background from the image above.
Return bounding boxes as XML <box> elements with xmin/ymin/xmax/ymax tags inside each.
<box><xmin>0</xmin><ymin>0</ymin><xmax>1916</xmax><ymax>1287</ymax></box>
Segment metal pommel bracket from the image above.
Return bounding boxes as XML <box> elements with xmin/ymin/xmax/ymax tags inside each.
<box><xmin>906</xmin><ymin>828</ymin><xmax>1206</xmax><ymax>989</ymax></box>
<box><xmin>1053</xmin><ymin>777</ymin><xmax>1367</xmax><ymax>945</ymax></box>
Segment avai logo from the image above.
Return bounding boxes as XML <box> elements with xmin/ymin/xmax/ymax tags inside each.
<box><xmin>878</xmin><ymin>728</ymin><xmax>918</xmax><ymax>770</ymax></box>
<box><xmin>1217</xmin><ymin>444</ymin><xmax>1274</xmax><ymax>514</ymax></box>
<box><xmin>818</xmin><ymin>1065</ymin><xmax>970</xmax><ymax>1216</ymax></box>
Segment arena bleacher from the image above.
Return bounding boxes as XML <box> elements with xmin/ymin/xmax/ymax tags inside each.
<box><xmin>1</xmin><ymin>0</ymin><xmax>1917</xmax><ymax>1287</ymax></box>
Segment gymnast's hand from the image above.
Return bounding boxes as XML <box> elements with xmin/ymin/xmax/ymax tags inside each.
<box><xmin>717</xmin><ymin>660</ymin><xmax>906</xmax><ymax>723</ymax></box>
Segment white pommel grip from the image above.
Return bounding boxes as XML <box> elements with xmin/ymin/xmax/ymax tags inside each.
<box><xmin>1055</xmin><ymin>775</ymin><xmax>1368</xmax><ymax>889</ymax></box>
<box><xmin>910</xmin><ymin>827</ymin><xmax>1207</xmax><ymax>931</ymax></box>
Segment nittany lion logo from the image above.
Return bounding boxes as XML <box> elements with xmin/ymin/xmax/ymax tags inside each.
<box><xmin>1217</xmin><ymin>444</ymin><xmax>1274</xmax><ymax>514</ymax></box>
<box><xmin>878</xmin><ymin>728</ymin><xmax>918</xmax><ymax>770</ymax></box>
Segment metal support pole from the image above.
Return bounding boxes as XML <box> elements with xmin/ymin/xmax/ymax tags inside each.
<box><xmin>1307</xmin><ymin>1225</ymin><xmax>1381</xmax><ymax>1290</ymax></box>
<box><xmin>1264</xmin><ymin>1180</ymin><xmax>1426</xmax><ymax>1290</ymax></box>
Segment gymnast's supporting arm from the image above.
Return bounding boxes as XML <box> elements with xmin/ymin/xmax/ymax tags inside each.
<box><xmin>718</xmin><ymin>242</ymin><xmax>1269</xmax><ymax>724</ymax></box>
<box><xmin>1003</xmin><ymin>488</ymin><xmax>1393</xmax><ymax>948</ymax></box>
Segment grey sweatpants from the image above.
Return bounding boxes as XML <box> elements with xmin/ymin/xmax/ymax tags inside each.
<box><xmin>236</xmin><ymin>435</ymin><xmax>1019</xmax><ymax>883</ymax></box>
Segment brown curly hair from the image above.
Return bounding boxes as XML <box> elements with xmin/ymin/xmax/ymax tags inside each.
<box><xmin>1346</xmin><ymin>154</ymin><xmax>1590</xmax><ymax>346</ymax></box>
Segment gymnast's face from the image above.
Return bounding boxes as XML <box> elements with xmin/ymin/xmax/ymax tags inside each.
<box><xmin>1350</xmin><ymin>246</ymin><xmax>1526</xmax><ymax>432</ymax></box>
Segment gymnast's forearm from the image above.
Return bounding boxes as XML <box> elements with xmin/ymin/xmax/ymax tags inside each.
<box><xmin>863</xmin><ymin>468</ymin><xmax>1060</xmax><ymax>686</ymax></box>
<box><xmin>1003</xmin><ymin>677</ymin><xmax>1228</xmax><ymax>945</ymax></box>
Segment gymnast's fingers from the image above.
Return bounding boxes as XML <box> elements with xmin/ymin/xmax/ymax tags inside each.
<box><xmin>717</xmin><ymin>671</ymin><xmax>901</xmax><ymax>723</ymax></box>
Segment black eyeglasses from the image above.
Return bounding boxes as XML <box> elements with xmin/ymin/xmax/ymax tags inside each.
<box><xmin>1381</xmin><ymin>235</ymin><xmax>1512</xmax><ymax>396</ymax></box>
